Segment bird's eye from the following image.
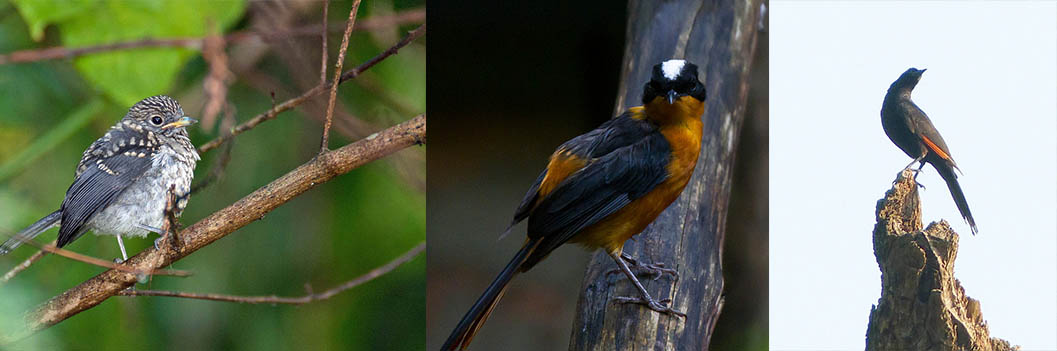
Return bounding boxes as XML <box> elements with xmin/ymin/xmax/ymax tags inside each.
<box><xmin>150</xmin><ymin>116</ymin><xmax>164</xmax><ymax>125</ymax></box>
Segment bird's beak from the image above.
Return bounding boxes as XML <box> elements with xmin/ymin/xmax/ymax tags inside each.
<box><xmin>920</xmin><ymin>68</ymin><xmax>927</xmax><ymax>74</ymax></box>
<box><xmin>162</xmin><ymin>116</ymin><xmax>198</xmax><ymax>129</ymax></box>
<box><xmin>666</xmin><ymin>90</ymin><xmax>678</xmax><ymax>104</ymax></box>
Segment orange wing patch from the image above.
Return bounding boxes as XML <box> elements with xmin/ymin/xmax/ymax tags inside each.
<box><xmin>537</xmin><ymin>149</ymin><xmax>587</xmax><ymax>199</ymax></box>
<box><xmin>920</xmin><ymin>135</ymin><xmax>952</xmax><ymax>161</ymax></box>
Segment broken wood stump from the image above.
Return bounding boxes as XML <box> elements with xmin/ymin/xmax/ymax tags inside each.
<box><xmin>867</xmin><ymin>169</ymin><xmax>1016</xmax><ymax>351</ymax></box>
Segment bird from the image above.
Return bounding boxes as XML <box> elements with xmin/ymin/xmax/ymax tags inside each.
<box><xmin>442</xmin><ymin>59</ymin><xmax>706</xmax><ymax>350</ymax></box>
<box><xmin>881</xmin><ymin>68</ymin><xmax>977</xmax><ymax>234</ymax></box>
<box><xmin>0</xmin><ymin>95</ymin><xmax>200</xmax><ymax>261</ymax></box>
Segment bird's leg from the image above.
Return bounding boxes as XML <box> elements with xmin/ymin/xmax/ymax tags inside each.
<box><xmin>115</xmin><ymin>235</ymin><xmax>129</xmax><ymax>263</ymax></box>
<box><xmin>605</xmin><ymin>253</ymin><xmax>678</xmax><ymax>281</ymax></box>
<box><xmin>897</xmin><ymin>155</ymin><xmax>927</xmax><ymax>189</ymax></box>
<box><xmin>606</xmin><ymin>251</ymin><xmax>686</xmax><ymax>318</ymax></box>
<box><xmin>136</xmin><ymin>224</ymin><xmax>169</xmax><ymax>250</ymax></box>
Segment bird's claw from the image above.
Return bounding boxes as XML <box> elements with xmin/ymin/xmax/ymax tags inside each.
<box><xmin>612</xmin><ymin>296</ymin><xmax>686</xmax><ymax>318</ymax></box>
<box><xmin>605</xmin><ymin>255</ymin><xmax>679</xmax><ymax>282</ymax></box>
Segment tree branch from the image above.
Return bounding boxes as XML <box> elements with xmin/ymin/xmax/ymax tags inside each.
<box><xmin>570</xmin><ymin>0</ymin><xmax>764</xmax><ymax>350</ymax></box>
<box><xmin>116</xmin><ymin>241</ymin><xmax>424</xmax><ymax>304</ymax></box>
<box><xmin>321</xmin><ymin>0</ymin><xmax>362</xmax><ymax>153</ymax></box>
<box><xmin>2</xmin><ymin>114</ymin><xmax>425</xmax><ymax>342</ymax></box>
<box><xmin>0</xmin><ymin>8</ymin><xmax>424</xmax><ymax>65</ymax></box>
<box><xmin>320</xmin><ymin>0</ymin><xmax>330</xmax><ymax>86</ymax></box>
<box><xmin>0</xmin><ymin>247</ymin><xmax>48</xmax><ymax>284</ymax></box>
<box><xmin>196</xmin><ymin>23</ymin><xmax>425</xmax><ymax>154</ymax></box>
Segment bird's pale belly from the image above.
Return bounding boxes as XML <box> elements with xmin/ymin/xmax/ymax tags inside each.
<box><xmin>87</xmin><ymin>152</ymin><xmax>194</xmax><ymax>237</ymax></box>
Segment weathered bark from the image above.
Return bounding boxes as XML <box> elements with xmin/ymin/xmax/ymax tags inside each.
<box><xmin>866</xmin><ymin>169</ymin><xmax>1017</xmax><ymax>351</ymax></box>
<box><xmin>568</xmin><ymin>0</ymin><xmax>763</xmax><ymax>350</ymax></box>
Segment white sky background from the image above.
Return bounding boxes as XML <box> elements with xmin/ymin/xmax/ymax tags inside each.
<box><xmin>770</xmin><ymin>2</ymin><xmax>1056</xmax><ymax>350</ymax></box>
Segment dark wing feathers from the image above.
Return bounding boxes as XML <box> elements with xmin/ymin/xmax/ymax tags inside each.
<box><xmin>906</xmin><ymin>101</ymin><xmax>954</xmax><ymax>158</ymax></box>
<box><xmin>511</xmin><ymin>171</ymin><xmax>545</xmax><ymax>225</ymax></box>
<box><xmin>57</xmin><ymin>130</ymin><xmax>156</xmax><ymax>247</ymax></box>
<box><xmin>526</xmin><ymin>124</ymin><xmax>671</xmax><ymax>258</ymax></box>
<box><xmin>509</xmin><ymin>113</ymin><xmax>656</xmax><ymax>227</ymax></box>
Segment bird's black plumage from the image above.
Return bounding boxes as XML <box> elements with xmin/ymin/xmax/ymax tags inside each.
<box><xmin>443</xmin><ymin>59</ymin><xmax>705</xmax><ymax>350</ymax></box>
<box><xmin>881</xmin><ymin>68</ymin><xmax>977</xmax><ymax>234</ymax></box>
<box><xmin>517</xmin><ymin>113</ymin><xmax>671</xmax><ymax>269</ymax></box>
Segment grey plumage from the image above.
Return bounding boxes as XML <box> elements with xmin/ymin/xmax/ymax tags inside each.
<box><xmin>0</xmin><ymin>95</ymin><xmax>199</xmax><ymax>256</ymax></box>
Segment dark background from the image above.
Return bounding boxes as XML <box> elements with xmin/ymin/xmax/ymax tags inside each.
<box><xmin>426</xmin><ymin>1</ymin><xmax>768</xmax><ymax>350</ymax></box>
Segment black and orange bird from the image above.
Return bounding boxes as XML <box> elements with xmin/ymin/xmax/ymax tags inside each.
<box><xmin>881</xmin><ymin>67</ymin><xmax>977</xmax><ymax>234</ymax></box>
<box><xmin>441</xmin><ymin>59</ymin><xmax>707</xmax><ymax>350</ymax></box>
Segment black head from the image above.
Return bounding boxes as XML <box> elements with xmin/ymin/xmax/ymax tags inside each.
<box><xmin>642</xmin><ymin>59</ymin><xmax>706</xmax><ymax>105</ymax></box>
<box><xmin>125</xmin><ymin>95</ymin><xmax>197</xmax><ymax>136</ymax></box>
<box><xmin>890</xmin><ymin>67</ymin><xmax>926</xmax><ymax>91</ymax></box>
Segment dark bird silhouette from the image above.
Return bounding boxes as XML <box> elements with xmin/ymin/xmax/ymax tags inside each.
<box><xmin>881</xmin><ymin>68</ymin><xmax>977</xmax><ymax>234</ymax></box>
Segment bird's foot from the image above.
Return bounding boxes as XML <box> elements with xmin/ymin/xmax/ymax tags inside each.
<box><xmin>894</xmin><ymin>169</ymin><xmax>927</xmax><ymax>190</ymax></box>
<box><xmin>612</xmin><ymin>296</ymin><xmax>686</xmax><ymax>318</ymax></box>
<box><xmin>605</xmin><ymin>254</ymin><xmax>678</xmax><ymax>282</ymax></box>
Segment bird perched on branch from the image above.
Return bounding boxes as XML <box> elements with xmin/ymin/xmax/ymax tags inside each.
<box><xmin>442</xmin><ymin>59</ymin><xmax>706</xmax><ymax>350</ymax></box>
<box><xmin>1</xmin><ymin>95</ymin><xmax>200</xmax><ymax>261</ymax></box>
<box><xmin>881</xmin><ymin>68</ymin><xmax>977</xmax><ymax>234</ymax></box>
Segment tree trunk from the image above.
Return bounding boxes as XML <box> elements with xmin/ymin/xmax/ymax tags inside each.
<box><xmin>866</xmin><ymin>169</ymin><xmax>1017</xmax><ymax>351</ymax></box>
<box><xmin>568</xmin><ymin>1</ymin><xmax>764</xmax><ymax>350</ymax></box>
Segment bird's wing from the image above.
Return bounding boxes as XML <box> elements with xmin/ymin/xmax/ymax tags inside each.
<box><xmin>525</xmin><ymin>127</ymin><xmax>671</xmax><ymax>258</ymax></box>
<box><xmin>510</xmin><ymin>113</ymin><xmax>656</xmax><ymax>227</ymax></box>
<box><xmin>907</xmin><ymin>102</ymin><xmax>957</xmax><ymax>164</ymax></box>
<box><xmin>58</xmin><ymin>128</ymin><xmax>157</xmax><ymax>247</ymax></box>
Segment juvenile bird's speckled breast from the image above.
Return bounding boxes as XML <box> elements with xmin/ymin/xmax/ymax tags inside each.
<box><xmin>87</xmin><ymin>136</ymin><xmax>198</xmax><ymax>237</ymax></box>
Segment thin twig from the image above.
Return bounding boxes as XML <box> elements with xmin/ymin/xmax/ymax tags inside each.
<box><xmin>0</xmin><ymin>8</ymin><xmax>424</xmax><ymax>65</ymax></box>
<box><xmin>200</xmin><ymin>21</ymin><xmax>234</xmax><ymax>130</ymax></box>
<box><xmin>117</xmin><ymin>241</ymin><xmax>424</xmax><ymax>304</ymax></box>
<box><xmin>189</xmin><ymin>107</ymin><xmax>236</xmax><ymax>195</ymax></box>
<box><xmin>18</xmin><ymin>239</ymin><xmax>191</xmax><ymax>277</ymax></box>
<box><xmin>196</xmin><ymin>23</ymin><xmax>425</xmax><ymax>155</ymax></box>
<box><xmin>320</xmin><ymin>0</ymin><xmax>329</xmax><ymax>86</ymax></box>
<box><xmin>1</xmin><ymin>247</ymin><xmax>48</xmax><ymax>284</ymax></box>
<box><xmin>321</xmin><ymin>0</ymin><xmax>361</xmax><ymax>153</ymax></box>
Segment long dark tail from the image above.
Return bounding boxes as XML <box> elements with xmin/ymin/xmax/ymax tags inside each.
<box><xmin>0</xmin><ymin>210</ymin><xmax>61</xmax><ymax>254</ymax></box>
<box><xmin>441</xmin><ymin>239</ymin><xmax>541</xmax><ymax>350</ymax></box>
<box><xmin>934</xmin><ymin>163</ymin><xmax>978</xmax><ymax>234</ymax></box>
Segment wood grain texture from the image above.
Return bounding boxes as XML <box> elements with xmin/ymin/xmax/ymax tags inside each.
<box><xmin>866</xmin><ymin>169</ymin><xmax>1016</xmax><ymax>351</ymax></box>
<box><xmin>568</xmin><ymin>0</ymin><xmax>763</xmax><ymax>350</ymax></box>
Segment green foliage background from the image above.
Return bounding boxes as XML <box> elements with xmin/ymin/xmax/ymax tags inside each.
<box><xmin>0</xmin><ymin>0</ymin><xmax>425</xmax><ymax>349</ymax></box>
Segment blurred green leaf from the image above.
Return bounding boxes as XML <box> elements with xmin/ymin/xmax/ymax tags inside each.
<box><xmin>11</xmin><ymin>0</ymin><xmax>246</xmax><ymax>106</ymax></box>
<box><xmin>9</xmin><ymin>0</ymin><xmax>98</xmax><ymax>41</ymax></box>
<box><xmin>0</xmin><ymin>97</ymin><xmax>102</xmax><ymax>182</ymax></box>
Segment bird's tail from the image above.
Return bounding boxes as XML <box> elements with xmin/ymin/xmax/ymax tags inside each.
<box><xmin>441</xmin><ymin>238</ymin><xmax>541</xmax><ymax>351</ymax></box>
<box><xmin>935</xmin><ymin>163</ymin><xmax>978</xmax><ymax>234</ymax></box>
<box><xmin>0</xmin><ymin>210</ymin><xmax>61</xmax><ymax>255</ymax></box>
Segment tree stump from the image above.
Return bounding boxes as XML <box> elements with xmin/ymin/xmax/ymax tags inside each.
<box><xmin>867</xmin><ymin>169</ymin><xmax>1017</xmax><ymax>351</ymax></box>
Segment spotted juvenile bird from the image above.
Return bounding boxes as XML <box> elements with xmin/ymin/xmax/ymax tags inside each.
<box><xmin>0</xmin><ymin>95</ymin><xmax>200</xmax><ymax>260</ymax></box>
